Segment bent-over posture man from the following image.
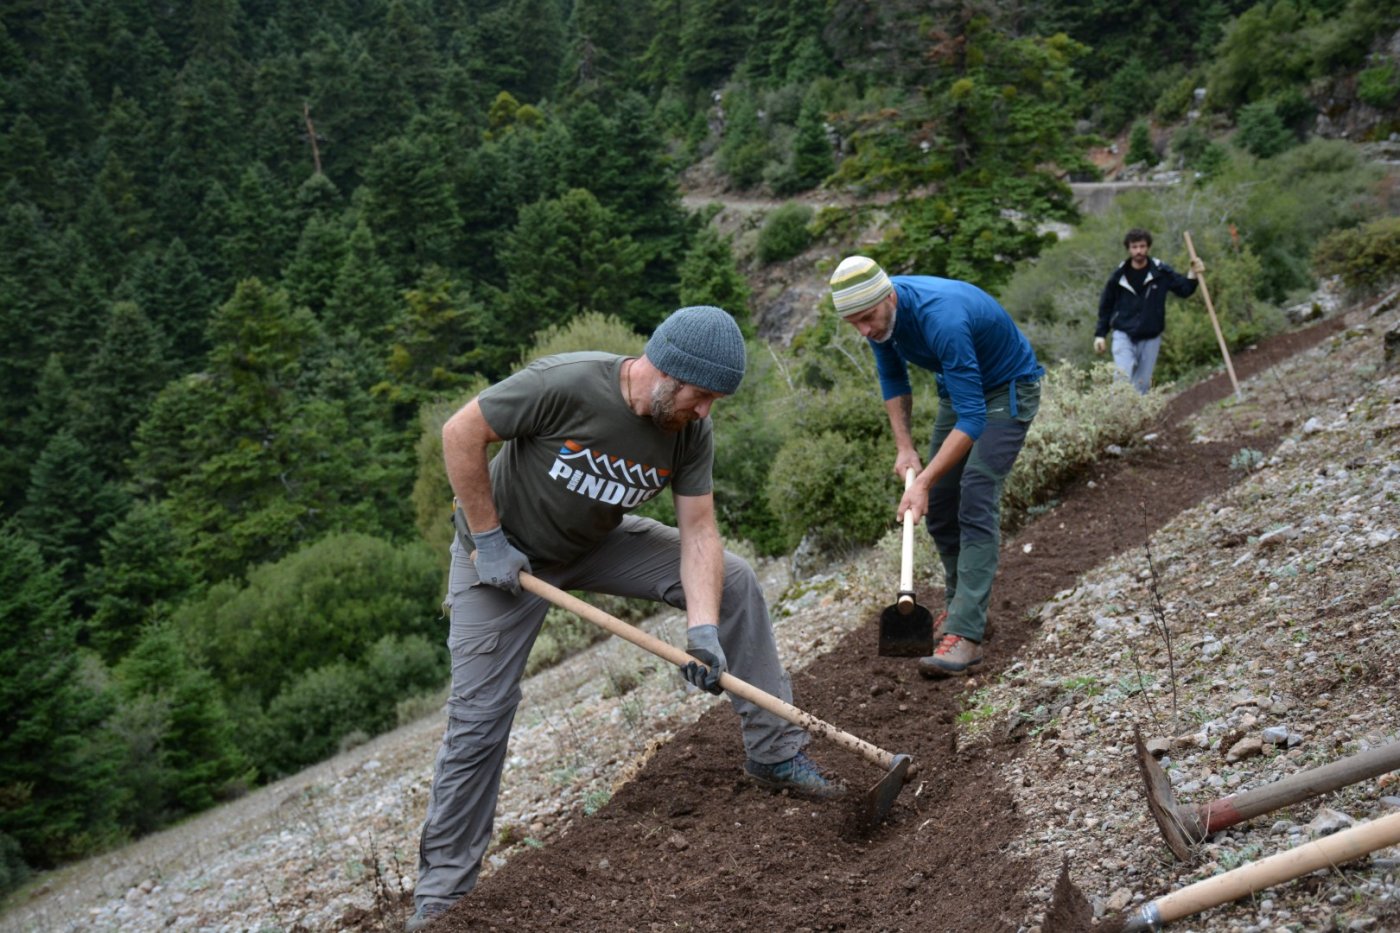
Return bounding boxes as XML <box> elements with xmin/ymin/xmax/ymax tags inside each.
<box><xmin>1094</xmin><ymin>227</ymin><xmax>1203</xmax><ymax>394</ymax></box>
<box><xmin>410</xmin><ymin>306</ymin><xmax>843</xmax><ymax>930</ymax></box>
<box><xmin>829</xmin><ymin>257</ymin><xmax>1044</xmax><ymax>678</ymax></box>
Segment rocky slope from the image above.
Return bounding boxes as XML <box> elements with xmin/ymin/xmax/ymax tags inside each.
<box><xmin>3</xmin><ymin>293</ymin><xmax>1397</xmax><ymax>933</ymax></box>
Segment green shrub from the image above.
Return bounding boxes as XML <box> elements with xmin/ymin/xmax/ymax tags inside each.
<box><xmin>519</xmin><ymin>311</ymin><xmax>646</xmax><ymax>365</ymax></box>
<box><xmin>0</xmin><ymin>832</ymin><xmax>30</xmax><ymax>899</ymax></box>
<box><xmin>1171</xmin><ymin>124</ymin><xmax>1211</xmax><ymax>167</ymax></box>
<box><xmin>1002</xmin><ymin>362</ymin><xmax>1167</xmax><ymax>521</ymax></box>
<box><xmin>176</xmin><ymin>533</ymin><xmax>443</xmax><ymax>707</ymax></box>
<box><xmin>1154</xmin><ymin>71</ymin><xmax>1199</xmax><ymax>123</ymax></box>
<box><xmin>711</xmin><ymin>349</ymin><xmax>791</xmax><ymax>554</ymax></box>
<box><xmin>1127</xmin><ymin>121</ymin><xmax>1157</xmax><ymax>166</ymax></box>
<box><xmin>766</xmin><ymin>429</ymin><xmax>893</xmax><ymax>553</ymax></box>
<box><xmin>1358</xmin><ymin>59</ymin><xmax>1400</xmax><ymax>109</ymax></box>
<box><xmin>363</xmin><ymin>633</ymin><xmax>447</xmax><ymax>715</ymax></box>
<box><xmin>1313</xmin><ymin>216</ymin><xmax>1400</xmax><ymax>291</ymax></box>
<box><xmin>1156</xmin><ymin>245</ymin><xmax>1283</xmax><ymax>382</ymax></box>
<box><xmin>526</xmin><ymin>606</ymin><xmax>609</xmax><ymax>677</ymax></box>
<box><xmin>1234</xmin><ymin>102</ymin><xmax>1294</xmax><ymax>159</ymax></box>
<box><xmin>756</xmin><ymin>203</ymin><xmax>814</xmax><ymax>264</ymax></box>
<box><xmin>257</xmin><ymin>661</ymin><xmax>374</xmax><ymax>776</ymax></box>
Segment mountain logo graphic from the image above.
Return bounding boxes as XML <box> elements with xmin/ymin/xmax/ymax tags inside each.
<box><xmin>546</xmin><ymin>440</ymin><xmax>670</xmax><ymax>507</ymax></box>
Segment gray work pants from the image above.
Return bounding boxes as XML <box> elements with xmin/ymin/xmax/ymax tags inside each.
<box><xmin>1111</xmin><ymin>330</ymin><xmax>1161</xmax><ymax>395</ymax></box>
<box><xmin>926</xmin><ymin>379</ymin><xmax>1040</xmax><ymax>642</ymax></box>
<box><xmin>414</xmin><ymin>515</ymin><xmax>806</xmax><ymax>911</ymax></box>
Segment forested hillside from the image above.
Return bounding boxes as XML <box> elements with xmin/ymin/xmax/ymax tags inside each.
<box><xmin>2</xmin><ymin>0</ymin><xmax>1396</xmax><ymax>897</ymax></box>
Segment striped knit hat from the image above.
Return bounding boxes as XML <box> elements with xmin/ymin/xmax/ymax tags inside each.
<box><xmin>829</xmin><ymin>255</ymin><xmax>893</xmax><ymax>317</ymax></box>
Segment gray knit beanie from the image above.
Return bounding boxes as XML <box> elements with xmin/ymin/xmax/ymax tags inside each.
<box><xmin>644</xmin><ymin>306</ymin><xmax>746</xmax><ymax>395</ymax></box>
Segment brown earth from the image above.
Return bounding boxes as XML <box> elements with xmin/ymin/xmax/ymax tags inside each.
<box><xmin>394</xmin><ymin>316</ymin><xmax>1348</xmax><ymax>933</ymax></box>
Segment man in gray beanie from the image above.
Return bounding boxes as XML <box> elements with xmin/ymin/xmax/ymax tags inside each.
<box><xmin>410</xmin><ymin>306</ymin><xmax>842</xmax><ymax>930</ymax></box>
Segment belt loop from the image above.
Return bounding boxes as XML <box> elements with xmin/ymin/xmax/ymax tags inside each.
<box><xmin>1009</xmin><ymin>380</ymin><xmax>1019</xmax><ymax>419</ymax></box>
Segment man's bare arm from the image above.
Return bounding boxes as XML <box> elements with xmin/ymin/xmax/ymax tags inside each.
<box><xmin>442</xmin><ymin>398</ymin><xmax>505</xmax><ymax>532</ymax></box>
<box><xmin>674</xmin><ymin>492</ymin><xmax>724</xmax><ymax>630</ymax></box>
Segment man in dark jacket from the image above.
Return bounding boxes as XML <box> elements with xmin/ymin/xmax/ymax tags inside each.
<box><xmin>1094</xmin><ymin>228</ymin><xmax>1203</xmax><ymax>394</ymax></box>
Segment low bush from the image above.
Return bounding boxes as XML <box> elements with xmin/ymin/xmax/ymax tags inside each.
<box><xmin>1002</xmin><ymin>362</ymin><xmax>1167</xmax><ymax>522</ymax></box>
<box><xmin>1234</xmin><ymin>102</ymin><xmax>1294</xmax><ymax>159</ymax></box>
<box><xmin>1357</xmin><ymin>58</ymin><xmax>1400</xmax><ymax>110</ymax></box>
<box><xmin>756</xmin><ymin>203</ymin><xmax>814</xmax><ymax>264</ymax></box>
<box><xmin>1313</xmin><ymin>216</ymin><xmax>1400</xmax><ymax>292</ymax></box>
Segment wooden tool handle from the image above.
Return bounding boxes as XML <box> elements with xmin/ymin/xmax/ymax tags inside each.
<box><xmin>1183</xmin><ymin>231</ymin><xmax>1240</xmax><ymax>398</ymax></box>
<box><xmin>519</xmin><ymin>572</ymin><xmax>900</xmax><ymax>771</ymax></box>
<box><xmin>1127</xmin><ymin>810</ymin><xmax>1400</xmax><ymax>930</ymax></box>
<box><xmin>898</xmin><ymin>467</ymin><xmax>916</xmax><ymax>612</ymax></box>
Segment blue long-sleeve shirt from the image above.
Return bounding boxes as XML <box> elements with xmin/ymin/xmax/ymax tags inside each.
<box><xmin>870</xmin><ymin>276</ymin><xmax>1043</xmax><ymax>440</ymax></box>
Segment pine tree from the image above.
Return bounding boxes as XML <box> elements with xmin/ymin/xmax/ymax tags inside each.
<box><xmin>0</xmin><ymin>114</ymin><xmax>57</xmax><ymax>208</ymax></box>
<box><xmin>781</xmin><ymin>93</ymin><xmax>834</xmax><ymax>193</ymax></box>
<box><xmin>560</xmin><ymin>0</ymin><xmax>651</xmax><ymax>102</ymax></box>
<box><xmin>678</xmin><ymin>227</ymin><xmax>752</xmax><ymax>326</ymax></box>
<box><xmin>500</xmin><ymin>188</ymin><xmax>648</xmax><ymax>336</ymax></box>
<box><xmin>221</xmin><ymin>163</ymin><xmax>296</xmax><ymax>284</ymax></box>
<box><xmin>324</xmin><ymin>220</ymin><xmax>401</xmax><ymax>339</ymax></box>
<box><xmin>111</xmin><ymin>623</ymin><xmax>249</xmax><ymax>830</ymax></box>
<box><xmin>284</xmin><ymin>213</ymin><xmax>350</xmax><ymax>316</ymax></box>
<box><xmin>75</xmin><ymin>301</ymin><xmax>173</xmax><ymax>478</ymax></box>
<box><xmin>469</xmin><ymin>0</ymin><xmax>566</xmax><ymax>104</ymax></box>
<box><xmin>361</xmin><ymin>129</ymin><xmax>463</xmax><ymax>279</ymax></box>
<box><xmin>376</xmin><ymin>268</ymin><xmax>488</xmax><ymax>413</ymax></box>
<box><xmin>86</xmin><ymin>501</ymin><xmax>198</xmax><ymax>663</ymax></box>
<box><xmin>678</xmin><ymin>0</ymin><xmax>752</xmax><ymax>94</ymax></box>
<box><xmin>17</xmin><ymin>431</ymin><xmax>130</xmax><ymax>607</ymax></box>
<box><xmin>131</xmin><ymin>238</ymin><xmax>220</xmax><ymax>364</ymax></box>
<box><xmin>130</xmin><ymin>279</ymin><xmax>398</xmax><ymax>580</ymax></box>
<box><xmin>0</xmin><ymin>523</ymin><xmax>124</xmax><ymax>867</ymax></box>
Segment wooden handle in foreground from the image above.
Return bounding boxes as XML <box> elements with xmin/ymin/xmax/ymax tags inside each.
<box><xmin>1127</xmin><ymin>810</ymin><xmax>1400</xmax><ymax>930</ymax></box>
<box><xmin>898</xmin><ymin>467</ymin><xmax>916</xmax><ymax>611</ymax></box>
<box><xmin>519</xmin><ymin>572</ymin><xmax>900</xmax><ymax>772</ymax></box>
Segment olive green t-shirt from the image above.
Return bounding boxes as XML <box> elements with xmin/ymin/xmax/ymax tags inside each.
<box><xmin>475</xmin><ymin>352</ymin><xmax>714</xmax><ymax>567</ymax></box>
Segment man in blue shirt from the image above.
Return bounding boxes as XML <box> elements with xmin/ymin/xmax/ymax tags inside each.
<box><xmin>830</xmin><ymin>256</ymin><xmax>1043</xmax><ymax>676</ymax></box>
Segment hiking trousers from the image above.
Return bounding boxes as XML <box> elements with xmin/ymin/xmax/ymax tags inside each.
<box><xmin>925</xmin><ymin>379</ymin><xmax>1041</xmax><ymax>642</ymax></box>
<box><xmin>414</xmin><ymin>515</ymin><xmax>806</xmax><ymax>912</ymax></box>
<box><xmin>1111</xmin><ymin>330</ymin><xmax>1161</xmax><ymax>395</ymax></box>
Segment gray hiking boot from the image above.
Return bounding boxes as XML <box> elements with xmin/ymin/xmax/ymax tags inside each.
<box><xmin>918</xmin><ymin>633</ymin><xmax>984</xmax><ymax>677</ymax></box>
<box><xmin>406</xmin><ymin>901</ymin><xmax>450</xmax><ymax>931</ymax></box>
<box><xmin>745</xmin><ymin>751</ymin><xmax>847</xmax><ymax>800</ymax></box>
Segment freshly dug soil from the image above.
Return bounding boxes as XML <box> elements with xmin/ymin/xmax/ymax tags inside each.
<box><xmin>417</xmin><ymin>318</ymin><xmax>1347</xmax><ymax>933</ymax></box>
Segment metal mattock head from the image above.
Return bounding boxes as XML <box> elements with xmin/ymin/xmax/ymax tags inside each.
<box><xmin>862</xmin><ymin>753</ymin><xmax>913</xmax><ymax>828</ymax></box>
<box><xmin>1134</xmin><ymin>727</ymin><xmax>1193</xmax><ymax>861</ymax></box>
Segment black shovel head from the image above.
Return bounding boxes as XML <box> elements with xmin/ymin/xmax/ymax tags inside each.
<box><xmin>878</xmin><ymin>595</ymin><xmax>934</xmax><ymax>657</ymax></box>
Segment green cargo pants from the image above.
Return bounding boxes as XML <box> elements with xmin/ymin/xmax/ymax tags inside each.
<box><xmin>925</xmin><ymin>379</ymin><xmax>1040</xmax><ymax>642</ymax></box>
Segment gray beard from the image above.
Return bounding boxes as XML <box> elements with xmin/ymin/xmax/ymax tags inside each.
<box><xmin>650</xmin><ymin>378</ymin><xmax>693</xmax><ymax>432</ymax></box>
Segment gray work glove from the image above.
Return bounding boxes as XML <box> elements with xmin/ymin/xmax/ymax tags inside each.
<box><xmin>471</xmin><ymin>526</ymin><xmax>531</xmax><ymax>596</ymax></box>
<box><xmin>682</xmin><ymin>624</ymin><xmax>727</xmax><ymax>695</ymax></box>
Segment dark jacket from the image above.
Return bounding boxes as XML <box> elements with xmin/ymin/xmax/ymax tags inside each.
<box><xmin>1096</xmin><ymin>257</ymin><xmax>1197</xmax><ymax>341</ymax></box>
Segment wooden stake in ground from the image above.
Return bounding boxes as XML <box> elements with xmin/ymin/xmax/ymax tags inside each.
<box><xmin>1183</xmin><ymin>231</ymin><xmax>1240</xmax><ymax>398</ymax></box>
<box><xmin>1120</xmin><ymin>809</ymin><xmax>1400</xmax><ymax>930</ymax></box>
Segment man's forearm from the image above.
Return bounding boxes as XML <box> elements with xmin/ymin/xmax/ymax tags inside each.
<box><xmin>885</xmin><ymin>394</ymin><xmax>918</xmax><ymax>457</ymax></box>
<box><xmin>676</xmin><ymin>495</ymin><xmax>724</xmax><ymax>629</ymax></box>
<box><xmin>443</xmin><ymin>399</ymin><xmax>502</xmax><ymax>533</ymax></box>
<box><xmin>919</xmin><ymin>428</ymin><xmax>975</xmax><ymax>491</ymax></box>
<box><xmin>680</xmin><ymin>525</ymin><xmax>724</xmax><ymax>629</ymax></box>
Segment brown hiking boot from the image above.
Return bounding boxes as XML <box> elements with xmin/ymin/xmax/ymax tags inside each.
<box><xmin>918</xmin><ymin>633</ymin><xmax>983</xmax><ymax>678</ymax></box>
<box><xmin>932</xmin><ymin>609</ymin><xmax>949</xmax><ymax>640</ymax></box>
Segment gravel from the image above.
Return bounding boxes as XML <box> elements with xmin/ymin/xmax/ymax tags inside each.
<box><xmin>4</xmin><ymin>301</ymin><xmax>1397</xmax><ymax>933</ymax></box>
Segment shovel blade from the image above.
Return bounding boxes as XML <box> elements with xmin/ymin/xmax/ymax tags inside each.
<box><xmin>879</xmin><ymin>603</ymin><xmax>933</xmax><ymax>657</ymax></box>
<box><xmin>860</xmin><ymin>753</ymin><xmax>912</xmax><ymax>828</ymax></box>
